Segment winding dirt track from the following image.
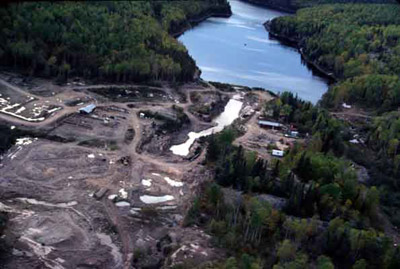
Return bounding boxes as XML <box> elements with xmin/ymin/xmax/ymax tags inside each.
<box><xmin>0</xmin><ymin>77</ymin><xmax>234</xmax><ymax>268</ymax></box>
<box><xmin>0</xmin><ymin>76</ymin><xmax>218</xmax><ymax>181</ymax></box>
<box><xmin>2</xmin><ymin>77</ymin><xmax>400</xmax><ymax>268</ymax></box>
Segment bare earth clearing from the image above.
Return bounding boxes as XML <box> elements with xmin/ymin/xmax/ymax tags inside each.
<box><xmin>0</xmin><ymin>72</ymin><xmax>275</xmax><ymax>269</ymax></box>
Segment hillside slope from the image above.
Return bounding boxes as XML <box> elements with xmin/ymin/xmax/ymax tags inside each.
<box><xmin>0</xmin><ymin>1</ymin><xmax>230</xmax><ymax>83</ymax></box>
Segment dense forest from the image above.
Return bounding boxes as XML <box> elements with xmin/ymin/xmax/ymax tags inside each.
<box><xmin>0</xmin><ymin>1</ymin><xmax>230</xmax><ymax>83</ymax></box>
<box><xmin>269</xmin><ymin>2</ymin><xmax>400</xmax><ymax>228</ymax></box>
<box><xmin>183</xmin><ymin>92</ymin><xmax>400</xmax><ymax>268</ymax></box>
<box><xmin>269</xmin><ymin>4</ymin><xmax>400</xmax><ymax>110</ymax></box>
<box><xmin>241</xmin><ymin>0</ymin><xmax>396</xmax><ymax>12</ymax></box>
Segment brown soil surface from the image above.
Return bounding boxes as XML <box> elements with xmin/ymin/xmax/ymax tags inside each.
<box><xmin>0</xmin><ymin>72</ymin><xmax>258</xmax><ymax>268</ymax></box>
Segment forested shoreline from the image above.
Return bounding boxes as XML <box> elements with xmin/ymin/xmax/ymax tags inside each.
<box><xmin>267</xmin><ymin>2</ymin><xmax>400</xmax><ymax>223</ymax></box>
<box><xmin>0</xmin><ymin>1</ymin><xmax>230</xmax><ymax>84</ymax></box>
<box><xmin>175</xmin><ymin>1</ymin><xmax>400</xmax><ymax>267</ymax></box>
<box><xmin>240</xmin><ymin>0</ymin><xmax>396</xmax><ymax>12</ymax></box>
<box><xmin>265</xmin><ymin>22</ymin><xmax>337</xmax><ymax>82</ymax></box>
<box><xmin>269</xmin><ymin>3</ymin><xmax>400</xmax><ymax>110</ymax></box>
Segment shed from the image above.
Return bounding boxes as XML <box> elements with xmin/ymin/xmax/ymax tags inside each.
<box><xmin>272</xmin><ymin>150</ymin><xmax>284</xmax><ymax>157</ymax></box>
<box><xmin>258</xmin><ymin>120</ymin><xmax>283</xmax><ymax>130</ymax></box>
<box><xmin>79</xmin><ymin>104</ymin><xmax>96</xmax><ymax>114</ymax></box>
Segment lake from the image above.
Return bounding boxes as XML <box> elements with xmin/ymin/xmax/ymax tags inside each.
<box><xmin>178</xmin><ymin>0</ymin><xmax>329</xmax><ymax>103</ymax></box>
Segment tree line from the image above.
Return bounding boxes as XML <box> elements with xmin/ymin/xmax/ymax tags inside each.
<box><xmin>180</xmin><ymin>89</ymin><xmax>400</xmax><ymax>268</ymax></box>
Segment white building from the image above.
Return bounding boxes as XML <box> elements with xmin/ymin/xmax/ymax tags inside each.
<box><xmin>79</xmin><ymin>104</ymin><xmax>96</xmax><ymax>114</ymax></box>
<box><xmin>272</xmin><ymin>150</ymin><xmax>284</xmax><ymax>157</ymax></box>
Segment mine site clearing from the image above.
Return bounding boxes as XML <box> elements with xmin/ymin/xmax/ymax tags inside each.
<box><xmin>0</xmin><ymin>72</ymin><xmax>300</xmax><ymax>268</ymax></box>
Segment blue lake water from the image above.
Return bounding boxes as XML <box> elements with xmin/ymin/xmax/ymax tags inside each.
<box><xmin>178</xmin><ymin>0</ymin><xmax>328</xmax><ymax>103</ymax></box>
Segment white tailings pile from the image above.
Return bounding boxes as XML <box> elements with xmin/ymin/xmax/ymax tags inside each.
<box><xmin>170</xmin><ymin>98</ymin><xmax>243</xmax><ymax>156</ymax></box>
<box><xmin>140</xmin><ymin>195</ymin><xmax>174</xmax><ymax>204</ymax></box>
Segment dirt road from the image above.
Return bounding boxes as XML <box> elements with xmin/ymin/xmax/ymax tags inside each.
<box><xmin>0</xmin><ymin>74</ymin><xmax>270</xmax><ymax>269</ymax></box>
